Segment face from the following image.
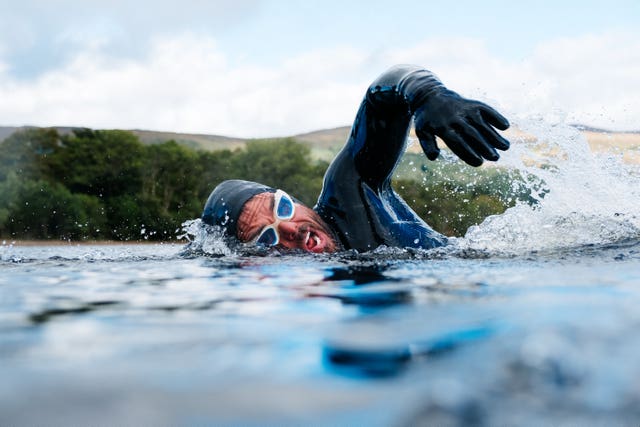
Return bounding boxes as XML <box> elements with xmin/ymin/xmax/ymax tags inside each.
<box><xmin>237</xmin><ymin>191</ymin><xmax>339</xmax><ymax>253</ymax></box>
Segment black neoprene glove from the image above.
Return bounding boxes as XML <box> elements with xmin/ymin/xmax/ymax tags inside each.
<box><xmin>413</xmin><ymin>89</ymin><xmax>510</xmax><ymax>167</ymax></box>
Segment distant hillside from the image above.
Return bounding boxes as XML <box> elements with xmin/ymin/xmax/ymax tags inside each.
<box><xmin>133</xmin><ymin>126</ymin><xmax>353</xmax><ymax>160</ymax></box>
<box><xmin>0</xmin><ymin>125</ymin><xmax>351</xmax><ymax>162</ymax></box>
<box><xmin>0</xmin><ymin>127</ymin><xmax>15</xmax><ymax>141</ymax></box>
<box><xmin>1</xmin><ymin>126</ymin><xmax>76</xmax><ymax>141</ymax></box>
<box><xmin>129</xmin><ymin>129</ymin><xmax>246</xmax><ymax>152</ymax></box>
<box><xmin>291</xmin><ymin>126</ymin><xmax>350</xmax><ymax>160</ymax></box>
<box><xmin>2</xmin><ymin>124</ymin><xmax>639</xmax><ymax>163</ymax></box>
<box><xmin>0</xmin><ymin>126</ymin><xmax>248</xmax><ymax>152</ymax></box>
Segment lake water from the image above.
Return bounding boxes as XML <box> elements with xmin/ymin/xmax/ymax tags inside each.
<box><xmin>2</xmin><ymin>120</ymin><xmax>640</xmax><ymax>426</ymax></box>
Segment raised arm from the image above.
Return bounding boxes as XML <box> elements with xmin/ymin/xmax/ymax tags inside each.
<box><xmin>315</xmin><ymin>65</ymin><xmax>510</xmax><ymax>251</ymax></box>
<box><xmin>344</xmin><ymin>64</ymin><xmax>511</xmax><ymax>188</ymax></box>
<box><xmin>347</xmin><ymin>65</ymin><xmax>440</xmax><ymax>189</ymax></box>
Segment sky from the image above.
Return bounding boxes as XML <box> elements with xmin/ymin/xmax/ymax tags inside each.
<box><xmin>0</xmin><ymin>0</ymin><xmax>638</xmax><ymax>137</ymax></box>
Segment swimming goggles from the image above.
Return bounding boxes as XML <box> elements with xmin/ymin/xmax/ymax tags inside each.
<box><xmin>251</xmin><ymin>189</ymin><xmax>295</xmax><ymax>247</ymax></box>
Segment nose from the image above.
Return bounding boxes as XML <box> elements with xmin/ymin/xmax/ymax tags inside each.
<box><xmin>277</xmin><ymin>221</ymin><xmax>299</xmax><ymax>242</ymax></box>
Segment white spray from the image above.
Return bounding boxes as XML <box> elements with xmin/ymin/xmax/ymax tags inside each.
<box><xmin>459</xmin><ymin>113</ymin><xmax>640</xmax><ymax>254</ymax></box>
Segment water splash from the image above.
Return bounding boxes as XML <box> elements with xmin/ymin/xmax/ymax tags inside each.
<box><xmin>178</xmin><ymin>219</ymin><xmax>234</xmax><ymax>257</ymax></box>
<box><xmin>178</xmin><ymin>115</ymin><xmax>640</xmax><ymax>259</ymax></box>
<box><xmin>459</xmin><ymin>115</ymin><xmax>640</xmax><ymax>255</ymax></box>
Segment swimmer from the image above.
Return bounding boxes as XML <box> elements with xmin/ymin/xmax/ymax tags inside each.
<box><xmin>202</xmin><ymin>65</ymin><xmax>511</xmax><ymax>253</ymax></box>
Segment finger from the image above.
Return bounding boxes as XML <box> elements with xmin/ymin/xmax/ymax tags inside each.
<box><xmin>441</xmin><ymin>128</ymin><xmax>483</xmax><ymax>167</ymax></box>
<box><xmin>458</xmin><ymin>124</ymin><xmax>500</xmax><ymax>161</ymax></box>
<box><xmin>416</xmin><ymin>128</ymin><xmax>440</xmax><ymax>160</ymax></box>
<box><xmin>479</xmin><ymin>104</ymin><xmax>510</xmax><ymax>130</ymax></box>
<box><xmin>476</xmin><ymin>122</ymin><xmax>510</xmax><ymax>151</ymax></box>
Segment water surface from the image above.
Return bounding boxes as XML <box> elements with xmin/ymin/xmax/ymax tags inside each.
<box><xmin>2</xmin><ymin>119</ymin><xmax>640</xmax><ymax>426</ymax></box>
<box><xmin>2</xmin><ymin>239</ymin><xmax>640</xmax><ymax>426</ymax></box>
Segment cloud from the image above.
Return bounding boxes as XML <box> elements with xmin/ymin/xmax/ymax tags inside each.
<box><xmin>0</xmin><ymin>0</ymin><xmax>262</xmax><ymax>78</ymax></box>
<box><xmin>0</xmin><ymin>33</ymin><xmax>371</xmax><ymax>137</ymax></box>
<box><xmin>0</xmin><ymin>31</ymin><xmax>638</xmax><ymax>137</ymax></box>
<box><xmin>381</xmin><ymin>32</ymin><xmax>640</xmax><ymax>131</ymax></box>
<box><xmin>527</xmin><ymin>32</ymin><xmax>640</xmax><ymax>129</ymax></box>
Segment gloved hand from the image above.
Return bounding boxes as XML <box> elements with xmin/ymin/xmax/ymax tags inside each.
<box><xmin>413</xmin><ymin>89</ymin><xmax>510</xmax><ymax>167</ymax></box>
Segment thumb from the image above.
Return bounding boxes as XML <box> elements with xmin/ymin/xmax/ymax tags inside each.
<box><xmin>416</xmin><ymin>128</ymin><xmax>440</xmax><ymax>161</ymax></box>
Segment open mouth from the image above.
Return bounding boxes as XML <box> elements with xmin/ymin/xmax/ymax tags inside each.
<box><xmin>304</xmin><ymin>231</ymin><xmax>322</xmax><ymax>252</ymax></box>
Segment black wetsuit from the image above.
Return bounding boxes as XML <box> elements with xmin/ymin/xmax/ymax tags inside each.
<box><xmin>314</xmin><ymin>65</ymin><xmax>449</xmax><ymax>252</ymax></box>
<box><xmin>202</xmin><ymin>65</ymin><xmax>509</xmax><ymax>252</ymax></box>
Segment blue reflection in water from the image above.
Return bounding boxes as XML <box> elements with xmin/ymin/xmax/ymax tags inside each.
<box><xmin>1</xmin><ymin>241</ymin><xmax>640</xmax><ymax>426</ymax></box>
<box><xmin>324</xmin><ymin>325</ymin><xmax>495</xmax><ymax>378</ymax></box>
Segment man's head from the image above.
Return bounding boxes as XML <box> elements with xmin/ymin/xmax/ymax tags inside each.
<box><xmin>202</xmin><ymin>180</ymin><xmax>339</xmax><ymax>253</ymax></box>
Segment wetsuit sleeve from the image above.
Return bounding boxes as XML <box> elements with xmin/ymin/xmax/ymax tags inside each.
<box><xmin>349</xmin><ymin>64</ymin><xmax>444</xmax><ymax>190</ymax></box>
<box><xmin>350</xmin><ymin>64</ymin><xmax>512</xmax><ymax>183</ymax></box>
<box><xmin>314</xmin><ymin>64</ymin><xmax>510</xmax><ymax>251</ymax></box>
<box><xmin>314</xmin><ymin>65</ymin><xmax>450</xmax><ymax>251</ymax></box>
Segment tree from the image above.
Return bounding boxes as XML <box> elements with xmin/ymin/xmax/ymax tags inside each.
<box><xmin>141</xmin><ymin>140</ymin><xmax>201</xmax><ymax>216</ymax></box>
<box><xmin>48</xmin><ymin>129</ymin><xmax>144</xmax><ymax>198</ymax></box>
<box><xmin>195</xmin><ymin>149</ymin><xmax>235</xmax><ymax>201</ymax></box>
<box><xmin>231</xmin><ymin>138</ymin><xmax>327</xmax><ymax>206</ymax></box>
<box><xmin>0</xmin><ymin>128</ymin><xmax>60</xmax><ymax>181</ymax></box>
<box><xmin>1</xmin><ymin>176</ymin><xmax>106</xmax><ymax>239</ymax></box>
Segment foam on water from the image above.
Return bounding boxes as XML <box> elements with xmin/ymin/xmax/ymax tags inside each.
<box><xmin>4</xmin><ymin>115</ymin><xmax>640</xmax><ymax>426</ymax></box>
<box><xmin>178</xmin><ymin>219</ymin><xmax>234</xmax><ymax>257</ymax></box>
<box><xmin>177</xmin><ymin>114</ymin><xmax>640</xmax><ymax>259</ymax></box>
<box><xmin>458</xmin><ymin>114</ymin><xmax>640</xmax><ymax>255</ymax></box>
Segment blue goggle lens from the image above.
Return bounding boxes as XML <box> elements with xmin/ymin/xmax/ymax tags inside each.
<box><xmin>276</xmin><ymin>194</ymin><xmax>294</xmax><ymax>219</ymax></box>
<box><xmin>255</xmin><ymin>227</ymin><xmax>278</xmax><ymax>247</ymax></box>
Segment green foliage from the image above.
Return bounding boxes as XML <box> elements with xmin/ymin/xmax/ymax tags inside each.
<box><xmin>0</xmin><ymin>174</ymin><xmax>105</xmax><ymax>239</ymax></box>
<box><xmin>104</xmin><ymin>195</ymin><xmax>170</xmax><ymax>240</ymax></box>
<box><xmin>0</xmin><ymin>127</ymin><xmax>528</xmax><ymax>241</ymax></box>
<box><xmin>231</xmin><ymin>138</ymin><xmax>328</xmax><ymax>206</ymax></box>
<box><xmin>395</xmin><ymin>178</ymin><xmax>509</xmax><ymax>236</ymax></box>
<box><xmin>0</xmin><ymin>129</ymin><xmax>329</xmax><ymax>241</ymax></box>
<box><xmin>141</xmin><ymin>140</ymin><xmax>202</xmax><ymax>214</ymax></box>
<box><xmin>394</xmin><ymin>154</ymin><xmax>536</xmax><ymax>236</ymax></box>
<box><xmin>0</xmin><ymin>127</ymin><xmax>59</xmax><ymax>181</ymax></box>
<box><xmin>48</xmin><ymin>129</ymin><xmax>144</xmax><ymax>197</ymax></box>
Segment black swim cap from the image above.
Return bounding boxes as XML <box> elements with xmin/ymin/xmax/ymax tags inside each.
<box><xmin>201</xmin><ymin>180</ymin><xmax>276</xmax><ymax>239</ymax></box>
